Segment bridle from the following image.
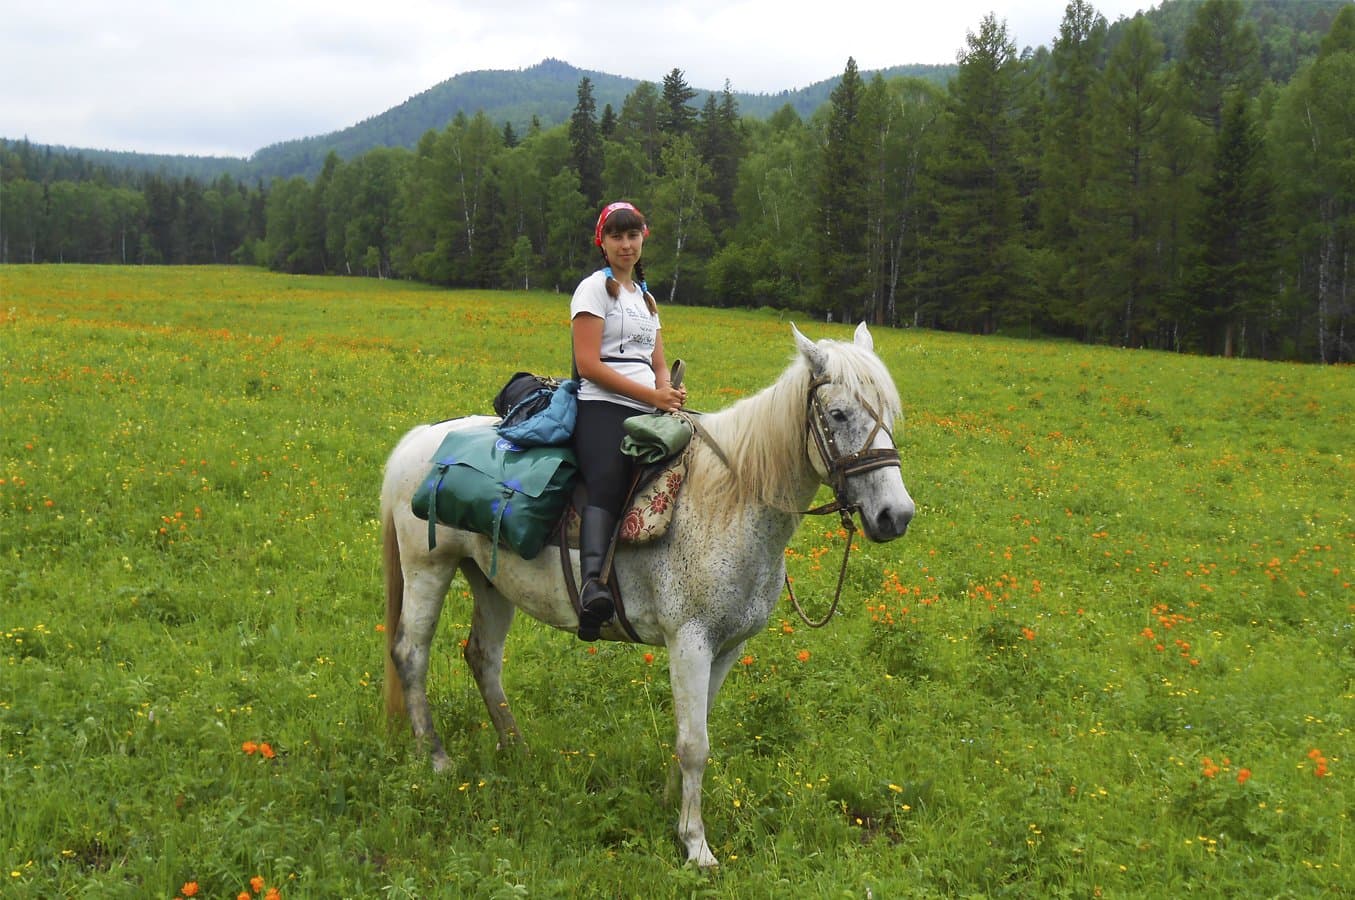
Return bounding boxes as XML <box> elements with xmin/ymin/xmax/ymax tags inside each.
<box><xmin>803</xmin><ymin>374</ymin><xmax>901</xmax><ymax>515</ymax></box>
<box><xmin>787</xmin><ymin>375</ymin><xmax>902</xmax><ymax>627</ymax></box>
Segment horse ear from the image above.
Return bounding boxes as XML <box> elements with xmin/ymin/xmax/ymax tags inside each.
<box><xmin>854</xmin><ymin>321</ymin><xmax>874</xmax><ymax>351</ymax></box>
<box><xmin>792</xmin><ymin>323</ymin><xmax>828</xmax><ymax>375</ymax></box>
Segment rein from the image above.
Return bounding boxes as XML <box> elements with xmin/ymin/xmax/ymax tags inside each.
<box><xmin>786</xmin><ymin>375</ymin><xmax>901</xmax><ymax>628</ymax></box>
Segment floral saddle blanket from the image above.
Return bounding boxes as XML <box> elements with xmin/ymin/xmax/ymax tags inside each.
<box><xmin>558</xmin><ymin>450</ymin><xmax>688</xmax><ymax>548</ymax></box>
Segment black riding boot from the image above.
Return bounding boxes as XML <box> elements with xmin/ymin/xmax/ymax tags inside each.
<box><xmin>577</xmin><ymin>505</ymin><xmax>617</xmax><ymax>641</ymax></box>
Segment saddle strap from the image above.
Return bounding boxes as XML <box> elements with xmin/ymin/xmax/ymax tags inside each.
<box><xmin>558</xmin><ymin>511</ymin><xmax>642</xmax><ymax>643</ymax></box>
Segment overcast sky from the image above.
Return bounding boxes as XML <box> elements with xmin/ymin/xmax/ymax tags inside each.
<box><xmin>2</xmin><ymin>1</ymin><xmax>1153</xmax><ymax>159</ymax></box>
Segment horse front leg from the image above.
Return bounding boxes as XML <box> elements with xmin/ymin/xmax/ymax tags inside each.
<box><xmin>460</xmin><ymin>566</ymin><xmax>522</xmax><ymax>749</ymax></box>
<box><xmin>667</xmin><ymin>628</ymin><xmax>720</xmax><ymax>868</ymax></box>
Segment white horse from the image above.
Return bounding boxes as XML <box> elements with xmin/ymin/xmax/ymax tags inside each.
<box><xmin>381</xmin><ymin>323</ymin><xmax>915</xmax><ymax>867</ymax></box>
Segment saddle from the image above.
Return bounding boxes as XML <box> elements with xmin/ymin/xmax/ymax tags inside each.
<box><xmin>555</xmin><ymin>450</ymin><xmax>689</xmax><ymax>642</ymax></box>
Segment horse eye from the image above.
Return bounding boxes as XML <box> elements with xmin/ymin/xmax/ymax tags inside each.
<box><xmin>830</xmin><ymin>409</ymin><xmax>849</xmax><ymax>424</ymax></box>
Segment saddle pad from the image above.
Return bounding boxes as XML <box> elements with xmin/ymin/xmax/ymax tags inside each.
<box><xmin>411</xmin><ymin>426</ymin><xmax>577</xmax><ymax>570</ymax></box>
<box><xmin>562</xmin><ymin>452</ymin><xmax>688</xmax><ymax>547</ymax></box>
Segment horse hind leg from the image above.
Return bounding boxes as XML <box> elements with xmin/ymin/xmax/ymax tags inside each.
<box><xmin>460</xmin><ymin>564</ymin><xmax>523</xmax><ymax>749</ymax></box>
<box><xmin>390</xmin><ymin>563</ymin><xmax>457</xmax><ymax>773</ymax></box>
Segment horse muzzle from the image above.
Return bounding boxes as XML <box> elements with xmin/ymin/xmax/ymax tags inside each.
<box><xmin>860</xmin><ymin>491</ymin><xmax>914</xmax><ymax>542</ymax></box>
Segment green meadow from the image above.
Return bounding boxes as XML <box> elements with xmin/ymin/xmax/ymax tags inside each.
<box><xmin>1</xmin><ymin>265</ymin><xmax>1350</xmax><ymax>898</ymax></box>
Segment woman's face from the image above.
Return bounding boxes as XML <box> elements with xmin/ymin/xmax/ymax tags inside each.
<box><xmin>601</xmin><ymin>227</ymin><xmax>645</xmax><ymax>269</ymax></box>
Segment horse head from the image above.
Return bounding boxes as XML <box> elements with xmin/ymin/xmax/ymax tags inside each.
<box><xmin>793</xmin><ymin>322</ymin><xmax>915</xmax><ymax>542</ymax></box>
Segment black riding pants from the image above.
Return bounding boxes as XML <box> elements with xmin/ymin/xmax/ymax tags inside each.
<box><xmin>572</xmin><ymin>399</ymin><xmax>640</xmax><ymax>515</ymax></box>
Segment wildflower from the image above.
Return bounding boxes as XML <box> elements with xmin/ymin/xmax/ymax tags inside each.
<box><xmin>242</xmin><ymin>741</ymin><xmax>258</xmax><ymax>756</ymax></box>
<box><xmin>251</xmin><ymin>876</ymin><xmax>266</xmax><ymax>892</ymax></box>
<box><xmin>740</xmin><ymin>655</ymin><xmax>755</xmax><ymax>667</ymax></box>
<box><xmin>643</xmin><ymin>652</ymin><xmax>654</xmax><ymax>665</ymax></box>
<box><xmin>265</xmin><ymin>889</ymin><xmax>282</xmax><ymax>900</ymax></box>
<box><xmin>238</xmin><ymin>893</ymin><xmax>251</xmax><ymax>900</ymax></box>
<box><xmin>1237</xmin><ymin>768</ymin><xmax>1252</xmax><ymax>785</ymax></box>
<box><xmin>260</xmin><ymin>742</ymin><xmax>276</xmax><ymax>760</ymax></box>
<box><xmin>182</xmin><ymin>882</ymin><xmax>199</xmax><ymax>897</ymax></box>
<box><xmin>796</xmin><ymin>650</ymin><xmax>811</xmax><ymax>663</ymax></box>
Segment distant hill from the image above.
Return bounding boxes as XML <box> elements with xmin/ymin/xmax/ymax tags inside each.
<box><xmin>246</xmin><ymin>59</ymin><xmax>954</xmax><ymax>181</ymax></box>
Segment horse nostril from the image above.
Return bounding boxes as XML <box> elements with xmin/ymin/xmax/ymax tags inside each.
<box><xmin>877</xmin><ymin>504</ymin><xmax>913</xmax><ymax>538</ymax></box>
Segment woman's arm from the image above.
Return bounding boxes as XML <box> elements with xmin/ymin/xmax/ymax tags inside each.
<box><xmin>572</xmin><ymin>314</ymin><xmax>685</xmax><ymax>412</ymax></box>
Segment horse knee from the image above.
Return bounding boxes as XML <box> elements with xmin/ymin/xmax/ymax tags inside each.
<box><xmin>675</xmin><ymin>734</ymin><xmax>710</xmax><ymax>771</ymax></box>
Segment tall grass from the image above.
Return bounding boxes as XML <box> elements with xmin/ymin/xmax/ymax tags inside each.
<box><xmin>2</xmin><ymin>265</ymin><xmax>1350</xmax><ymax>898</ymax></box>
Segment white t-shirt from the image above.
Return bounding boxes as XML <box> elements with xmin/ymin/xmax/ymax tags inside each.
<box><xmin>570</xmin><ymin>269</ymin><xmax>660</xmax><ymax>412</ymax></box>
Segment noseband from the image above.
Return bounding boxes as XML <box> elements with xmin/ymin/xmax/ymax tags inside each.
<box><xmin>804</xmin><ymin>375</ymin><xmax>901</xmax><ymax>518</ymax></box>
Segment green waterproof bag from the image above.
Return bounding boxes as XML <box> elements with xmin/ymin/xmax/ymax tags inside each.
<box><xmin>621</xmin><ymin>413</ymin><xmax>695</xmax><ymax>465</ymax></box>
<box><xmin>411</xmin><ymin>426</ymin><xmax>577</xmax><ymax>577</ymax></box>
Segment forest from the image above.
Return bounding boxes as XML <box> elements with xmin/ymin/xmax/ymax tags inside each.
<box><xmin>2</xmin><ymin>0</ymin><xmax>1352</xmax><ymax>363</ymax></box>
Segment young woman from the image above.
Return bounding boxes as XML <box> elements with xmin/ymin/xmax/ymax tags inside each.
<box><xmin>570</xmin><ymin>201</ymin><xmax>687</xmax><ymax>640</ymax></box>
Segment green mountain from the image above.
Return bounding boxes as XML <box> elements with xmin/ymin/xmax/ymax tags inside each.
<box><xmin>246</xmin><ymin>59</ymin><xmax>953</xmax><ymax>181</ymax></box>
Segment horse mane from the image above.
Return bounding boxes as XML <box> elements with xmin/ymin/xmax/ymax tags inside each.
<box><xmin>685</xmin><ymin>336</ymin><xmax>901</xmax><ymax>515</ymax></box>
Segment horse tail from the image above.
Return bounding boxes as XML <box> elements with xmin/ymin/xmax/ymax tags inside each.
<box><xmin>382</xmin><ymin>504</ymin><xmax>408</xmax><ymax>726</ymax></box>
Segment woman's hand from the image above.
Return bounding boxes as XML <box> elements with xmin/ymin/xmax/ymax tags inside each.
<box><xmin>654</xmin><ymin>384</ymin><xmax>687</xmax><ymax>414</ymax></box>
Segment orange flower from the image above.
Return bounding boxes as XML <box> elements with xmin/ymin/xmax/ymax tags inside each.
<box><xmin>251</xmin><ymin>875</ymin><xmax>266</xmax><ymax>892</ymax></box>
<box><xmin>238</xmin><ymin>893</ymin><xmax>251</xmax><ymax>900</ymax></box>
<box><xmin>643</xmin><ymin>652</ymin><xmax>655</xmax><ymax>665</ymax></box>
<box><xmin>265</xmin><ymin>888</ymin><xmax>282</xmax><ymax>900</ymax></box>
<box><xmin>181</xmin><ymin>882</ymin><xmax>199</xmax><ymax>897</ymax></box>
<box><xmin>242</xmin><ymin>741</ymin><xmax>258</xmax><ymax>756</ymax></box>
<box><xmin>796</xmin><ymin>650</ymin><xmax>811</xmax><ymax>663</ymax></box>
<box><xmin>260</xmin><ymin>742</ymin><xmax>276</xmax><ymax>760</ymax></box>
<box><xmin>1236</xmin><ymin>768</ymin><xmax>1252</xmax><ymax>785</ymax></box>
<box><xmin>740</xmin><ymin>655</ymin><xmax>755</xmax><ymax>667</ymax></box>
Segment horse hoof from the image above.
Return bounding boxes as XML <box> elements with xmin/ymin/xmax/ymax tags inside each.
<box><xmin>688</xmin><ymin>841</ymin><xmax>719</xmax><ymax>869</ymax></box>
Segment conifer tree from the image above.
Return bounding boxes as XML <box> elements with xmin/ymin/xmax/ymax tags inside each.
<box><xmin>1040</xmin><ymin>0</ymin><xmax>1107</xmax><ymax>335</ymax></box>
<box><xmin>659</xmin><ymin>69</ymin><xmax>699</xmax><ymax>140</ymax></box>
<box><xmin>569</xmin><ymin>77</ymin><xmax>603</xmax><ymax>208</ymax></box>
<box><xmin>1180</xmin><ymin>0</ymin><xmax>1262</xmax><ymax>133</ymax></box>
<box><xmin>1091</xmin><ymin>15</ymin><xmax>1168</xmax><ymax>345</ymax></box>
<box><xmin>813</xmin><ymin>57</ymin><xmax>869</xmax><ymax>322</ymax></box>
<box><xmin>929</xmin><ymin>16</ymin><xmax>1023</xmax><ymax>334</ymax></box>
<box><xmin>1184</xmin><ymin>94</ymin><xmax>1278</xmax><ymax>356</ymax></box>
